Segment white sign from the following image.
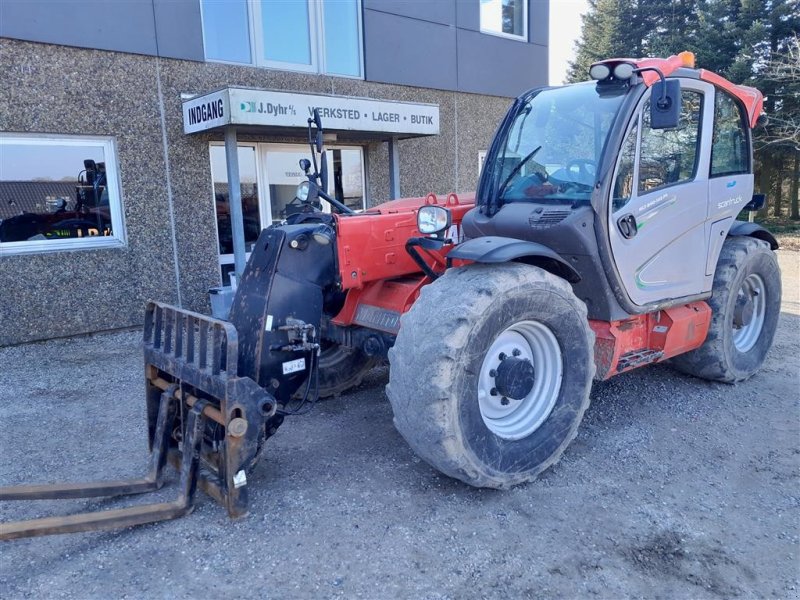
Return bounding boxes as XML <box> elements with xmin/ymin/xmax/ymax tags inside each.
<box><xmin>183</xmin><ymin>88</ymin><xmax>439</xmax><ymax>136</ymax></box>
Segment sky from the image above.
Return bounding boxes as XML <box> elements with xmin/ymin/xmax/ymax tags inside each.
<box><xmin>548</xmin><ymin>0</ymin><xmax>591</xmax><ymax>85</ymax></box>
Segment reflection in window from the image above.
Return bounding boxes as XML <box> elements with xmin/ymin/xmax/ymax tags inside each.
<box><xmin>0</xmin><ymin>135</ymin><xmax>124</xmax><ymax>253</ymax></box>
<box><xmin>638</xmin><ymin>91</ymin><xmax>702</xmax><ymax>194</ymax></box>
<box><xmin>330</xmin><ymin>149</ymin><xmax>365</xmax><ymax>211</ymax></box>
<box><xmin>613</xmin><ymin>119</ymin><xmax>638</xmax><ymax>212</ymax></box>
<box><xmin>323</xmin><ymin>0</ymin><xmax>361</xmax><ymax>76</ymax></box>
<box><xmin>201</xmin><ymin>0</ymin><xmax>251</xmax><ymax>64</ymax></box>
<box><xmin>711</xmin><ymin>91</ymin><xmax>748</xmax><ymax>177</ymax></box>
<box><xmin>480</xmin><ymin>0</ymin><xmax>527</xmax><ymax>39</ymax></box>
<box><xmin>209</xmin><ymin>145</ymin><xmax>261</xmax><ymax>255</ymax></box>
<box><xmin>201</xmin><ymin>0</ymin><xmax>363</xmax><ymax>77</ymax></box>
<box><xmin>261</xmin><ymin>0</ymin><xmax>312</xmax><ymax>66</ymax></box>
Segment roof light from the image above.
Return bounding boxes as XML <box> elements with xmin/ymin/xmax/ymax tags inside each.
<box><xmin>613</xmin><ymin>63</ymin><xmax>635</xmax><ymax>80</ymax></box>
<box><xmin>589</xmin><ymin>64</ymin><xmax>611</xmax><ymax>80</ymax></box>
<box><xmin>678</xmin><ymin>51</ymin><xmax>695</xmax><ymax>68</ymax></box>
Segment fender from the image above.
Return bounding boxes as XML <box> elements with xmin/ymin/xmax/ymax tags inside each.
<box><xmin>448</xmin><ymin>236</ymin><xmax>581</xmax><ymax>283</ymax></box>
<box><xmin>728</xmin><ymin>221</ymin><xmax>779</xmax><ymax>250</ymax></box>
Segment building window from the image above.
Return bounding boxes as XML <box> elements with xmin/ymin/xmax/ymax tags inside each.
<box><xmin>0</xmin><ymin>134</ymin><xmax>125</xmax><ymax>255</ymax></box>
<box><xmin>201</xmin><ymin>0</ymin><xmax>363</xmax><ymax>77</ymax></box>
<box><xmin>480</xmin><ymin>0</ymin><xmax>527</xmax><ymax>41</ymax></box>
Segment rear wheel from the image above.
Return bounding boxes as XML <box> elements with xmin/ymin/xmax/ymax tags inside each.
<box><xmin>387</xmin><ymin>263</ymin><xmax>594</xmax><ymax>489</ymax></box>
<box><xmin>671</xmin><ymin>237</ymin><xmax>781</xmax><ymax>383</ymax></box>
<box><xmin>310</xmin><ymin>343</ymin><xmax>379</xmax><ymax>398</ymax></box>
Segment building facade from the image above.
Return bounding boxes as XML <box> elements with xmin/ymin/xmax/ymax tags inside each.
<box><xmin>0</xmin><ymin>0</ymin><xmax>548</xmax><ymax>346</ymax></box>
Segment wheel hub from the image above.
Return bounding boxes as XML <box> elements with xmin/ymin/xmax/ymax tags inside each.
<box><xmin>477</xmin><ymin>320</ymin><xmax>563</xmax><ymax>441</ymax></box>
<box><xmin>732</xmin><ymin>273</ymin><xmax>766</xmax><ymax>352</ymax></box>
<box><xmin>493</xmin><ymin>356</ymin><xmax>535</xmax><ymax>400</ymax></box>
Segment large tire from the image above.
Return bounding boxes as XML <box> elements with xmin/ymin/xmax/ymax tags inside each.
<box><xmin>387</xmin><ymin>263</ymin><xmax>595</xmax><ymax>489</ymax></box>
<box><xmin>311</xmin><ymin>344</ymin><xmax>379</xmax><ymax>398</ymax></box>
<box><xmin>671</xmin><ymin>237</ymin><xmax>781</xmax><ymax>383</ymax></box>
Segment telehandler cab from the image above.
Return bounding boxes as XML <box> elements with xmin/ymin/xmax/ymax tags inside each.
<box><xmin>0</xmin><ymin>52</ymin><xmax>781</xmax><ymax>540</ymax></box>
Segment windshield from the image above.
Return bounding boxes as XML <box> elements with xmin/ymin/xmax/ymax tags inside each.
<box><xmin>486</xmin><ymin>82</ymin><xmax>627</xmax><ymax>207</ymax></box>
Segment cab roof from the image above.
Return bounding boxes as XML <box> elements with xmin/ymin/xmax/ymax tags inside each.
<box><xmin>592</xmin><ymin>52</ymin><xmax>763</xmax><ymax>128</ymax></box>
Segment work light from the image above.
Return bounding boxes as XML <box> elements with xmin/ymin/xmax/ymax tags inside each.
<box><xmin>417</xmin><ymin>205</ymin><xmax>451</xmax><ymax>235</ymax></box>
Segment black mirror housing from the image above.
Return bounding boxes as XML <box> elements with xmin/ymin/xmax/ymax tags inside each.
<box><xmin>743</xmin><ymin>193</ymin><xmax>766</xmax><ymax>211</ymax></box>
<box><xmin>299</xmin><ymin>158</ymin><xmax>311</xmax><ymax>173</ymax></box>
<box><xmin>650</xmin><ymin>79</ymin><xmax>681</xmax><ymax>129</ymax></box>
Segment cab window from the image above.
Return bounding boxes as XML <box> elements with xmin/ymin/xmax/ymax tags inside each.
<box><xmin>638</xmin><ymin>90</ymin><xmax>703</xmax><ymax>194</ymax></box>
<box><xmin>612</xmin><ymin>118</ymin><xmax>638</xmax><ymax>211</ymax></box>
<box><xmin>710</xmin><ymin>90</ymin><xmax>749</xmax><ymax>177</ymax></box>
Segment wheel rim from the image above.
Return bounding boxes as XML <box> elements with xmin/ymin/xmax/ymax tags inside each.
<box><xmin>732</xmin><ymin>273</ymin><xmax>766</xmax><ymax>353</ymax></box>
<box><xmin>477</xmin><ymin>320</ymin><xmax>563</xmax><ymax>441</ymax></box>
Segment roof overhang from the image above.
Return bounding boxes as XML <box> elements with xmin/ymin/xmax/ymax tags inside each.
<box><xmin>182</xmin><ymin>87</ymin><xmax>440</xmax><ymax>139</ymax></box>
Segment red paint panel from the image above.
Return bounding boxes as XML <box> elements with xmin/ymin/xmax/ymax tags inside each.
<box><xmin>334</xmin><ymin>193</ymin><xmax>474</xmax><ymax>290</ymax></box>
<box><xmin>589</xmin><ymin>302</ymin><xmax>711</xmax><ymax>380</ymax></box>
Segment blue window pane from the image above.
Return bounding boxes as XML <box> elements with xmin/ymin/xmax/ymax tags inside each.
<box><xmin>261</xmin><ymin>0</ymin><xmax>312</xmax><ymax>66</ymax></box>
<box><xmin>202</xmin><ymin>0</ymin><xmax>252</xmax><ymax>63</ymax></box>
<box><xmin>323</xmin><ymin>0</ymin><xmax>361</xmax><ymax>76</ymax></box>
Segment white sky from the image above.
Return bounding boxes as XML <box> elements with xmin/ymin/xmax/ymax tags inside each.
<box><xmin>548</xmin><ymin>0</ymin><xmax>590</xmax><ymax>85</ymax></box>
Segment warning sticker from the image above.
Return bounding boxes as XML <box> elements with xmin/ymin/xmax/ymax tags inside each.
<box><xmin>282</xmin><ymin>357</ymin><xmax>306</xmax><ymax>375</ymax></box>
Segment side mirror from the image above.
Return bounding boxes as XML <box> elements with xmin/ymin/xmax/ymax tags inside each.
<box><xmin>650</xmin><ymin>79</ymin><xmax>681</xmax><ymax>129</ymax></box>
<box><xmin>313</xmin><ymin>108</ymin><xmax>322</xmax><ymax>131</ymax></box>
<box><xmin>319</xmin><ymin>150</ymin><xmax>328</xmax><ymax>193</ymax></box>
<box><xmin>743</xmin><ymin>193</ymin><xmax>766</xmax><ymax>211</ymax></box>
<box><xmin>299</xmin><ymin>158</ymin><xmax>311</xmax><ymax>174</ymax></box>
<box><xmin>315</xmin><ymin>130</ymin><xmax>323</xmax><ymax>153</ymax></box>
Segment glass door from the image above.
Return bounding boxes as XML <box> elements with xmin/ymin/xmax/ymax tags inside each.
<box><xmin>260</xmin><ymin>144</ymin><xmax>366</xmax><ymax>222</ymax></box>
<box><xmin>209</xmin><ymin>143</ymin><xmax>262</xmax><ymax>285</ymax></box>
<box><xmin>209</xmin><ymin>142</ymin><xmax>366</xmax><ymax>284</ymax></box>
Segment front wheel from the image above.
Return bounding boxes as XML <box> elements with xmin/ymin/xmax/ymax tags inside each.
<box><xmin>387</xmin><ymin>263</ymin><xmax>595</xmax><ymax>489</ymax></box>
<box><xmin>671</xmin><ymin>237</ymin><xmax>781</xmax><ymax>383</ymax></box>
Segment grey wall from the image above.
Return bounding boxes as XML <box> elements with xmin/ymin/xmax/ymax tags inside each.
<box><xmin>1</xmin><ymin>0</ymin><xmax>548</xmax><ymax>97</ymax></box>
<box><xmin>0</xmin><ymin>0</ymin><xmax>204</xmax><ymax>61</ymax></box>
<box><xmin>364</xmin><ymin>0</ymin><xmax>548</xmax><ymax>97</ymax></box>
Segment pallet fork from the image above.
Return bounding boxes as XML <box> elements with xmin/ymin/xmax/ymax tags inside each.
<box><xmin>0</xmin><ymin>302</ymin><xmax>276</xmax><ymax>541</ymax></box>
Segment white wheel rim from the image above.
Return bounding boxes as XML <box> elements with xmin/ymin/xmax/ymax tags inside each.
<box><xmin>732</xmin><ymin>273</ymin><xmax>766</xmax><ymax>353</ymax></box>
<box><xmin>477</xmin><ymin>320</ymin><xmax>563</xmax><ymax>441</ymax></box>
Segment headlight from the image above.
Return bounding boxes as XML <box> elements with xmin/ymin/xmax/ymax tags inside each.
<box><xmin>417</xmin><ymin>205</ymin><xmax>451</xmax><ymax>235</ymax></box>
<box><xmin>296</xmin><ymin>181</ymin><xmax>311</xmax><ymax>202</ymax></box>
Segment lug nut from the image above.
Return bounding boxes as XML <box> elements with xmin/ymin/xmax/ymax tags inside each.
<box><xmin>500</xmin><ymin>397</ymin><xmax>509</xmax><ymax>406</ymax></box>
<box><xmin>490</xmin><ymin>387</ymin><xmax>498</xmax><ymax>396</ymax></box>
<box><xmin>499</xmin><ymin>352</ymin><xmax>506</xmax><ymax>361</ymax></box>
<box><xmin>489</xmin><ymin>369</ymin><xmax>497</xmax><ymax>378</ymax></box>
<box><xmin>512</xmin><ymin>348</ymin><xmax>521</xmax><ymax>357</ymax></box>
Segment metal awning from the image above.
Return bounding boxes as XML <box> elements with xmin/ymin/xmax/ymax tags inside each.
<box><xmin>182</xmin><ymin>87</ymin><xmax>440</xmax><ymax>278</ymax></box>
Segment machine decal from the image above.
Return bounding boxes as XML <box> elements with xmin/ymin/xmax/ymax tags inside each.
<box><xmin>717</xmin><ymin>195</ymin><xmax>744</xmax><ymax>210</ymax></box>
<box><xmin>636</xmin><ymin>194</ymin><xmax>677</xmax><ymax>230</ymax></box>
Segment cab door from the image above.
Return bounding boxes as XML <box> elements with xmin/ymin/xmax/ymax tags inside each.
<box><xmin>608</xmin><ymin>80</ymin><xmax>715</xmax><ymax>306</ymax></box>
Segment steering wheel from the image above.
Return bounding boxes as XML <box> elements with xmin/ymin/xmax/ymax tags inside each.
<box><xmin>565</xmin><ymin>159</ymin><xmax>597</xmax><ymax>183</ymax></box>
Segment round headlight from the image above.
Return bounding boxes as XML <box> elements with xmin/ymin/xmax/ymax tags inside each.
<box><xmin>589</xmin><ymin>64</ymin><xmax>611</xmax><ymax>80</ymax></box>
<box><xmin>296</xmin><ymin>181</ymin><xmax>310</xmax><ymax>202</ymax></box>
<box><xmin>613</xmin><ymin>62</ymin><xmax>635</xmax><ymax>80</ymax></box>
<box><xmin>417</xmin><ymin>205</ymin><xmax>451</xmax><ymax>235</ymax></box>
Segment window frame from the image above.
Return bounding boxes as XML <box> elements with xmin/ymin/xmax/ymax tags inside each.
<box><xmin>201</xmin><ymin>0</ymin><xmax>365</xmax><ymax>79</ymax></box>
<box><xmin>636</xmin><ymin>89</ymin><xmax>705</xmax><ymax>197</ymax></box>
<box><xmin>0</xmin><ymin>133</ymin><xmax>126</xmax><ymax>256</ymax></box>
<box><xmin>479</xmin><ymin>0</ymin><xmax>529</xmax><ymax>42</ymax></box>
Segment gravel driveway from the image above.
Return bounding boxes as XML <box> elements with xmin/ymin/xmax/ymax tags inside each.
<box><xmin>1</xmin><ymin>251</ymin><xmax>798</xmax><ymax>599</ymax></box>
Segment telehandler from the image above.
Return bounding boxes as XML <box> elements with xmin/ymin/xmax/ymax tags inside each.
<box><xmin>0</xmin><ymin>52</ymin><xmax>781</xmax><ymax>539</ymax></box>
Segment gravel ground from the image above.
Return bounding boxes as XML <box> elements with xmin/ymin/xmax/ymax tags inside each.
<box><xmin>1</xmin><ymin>250</ymin><xmax>798</xmax><ymax>599</ymax></box>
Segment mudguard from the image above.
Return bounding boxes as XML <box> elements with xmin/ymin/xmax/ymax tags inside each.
<box><xmin>728</xmin><ymin>221</ymin><xmax>779</xmax><ymax>250</ymax></box>
<box><xmin>448</xmin><ymin>236</ymin><xmax>581</xmax><ymax>283</ymax></box>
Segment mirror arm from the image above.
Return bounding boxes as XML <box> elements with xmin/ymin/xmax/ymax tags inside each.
<box><xmin>633</xmin><ymin>67</ymin><xmax>669</xmax><ymax>108</ymax></box>
<box><xmin>318</xmin><ymin>188</ymin><xmax>355</xmax><ymax>215</ymax></box>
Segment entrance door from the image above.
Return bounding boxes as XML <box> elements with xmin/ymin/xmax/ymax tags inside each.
<box><xmin>210</xmin><ymin>142</ymin><xmax>366</xmax><ymax>284</ymax></box>
<box><xmin>608</xmin><ymin>80</ymin><xmax>715</xmax><ymax>306</ymax></box>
